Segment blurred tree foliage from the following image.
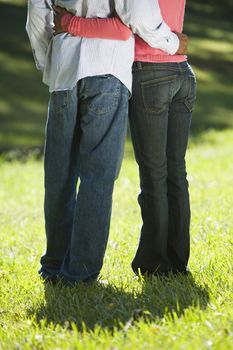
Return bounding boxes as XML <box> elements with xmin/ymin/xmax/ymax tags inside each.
<box><xmin>0</xmin><ymin>0</ymin><xmax>232</xmax><ymax>152</ymax></box>
<box><xmin>207</xmin><ymin>0</ymin><xmax>232</xmax><ymax>6</ymax></box>
<box><xmin>193</xmin><ymin>0</ymin><xmax>232</xmax><ymax>7</ymax></box>
<box><xmin>190</xmin><ymin>0</ymin><xmax>233</xmax><ymax>14</ymax></box>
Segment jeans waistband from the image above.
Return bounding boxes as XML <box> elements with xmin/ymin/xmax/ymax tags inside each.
<box><xmin>133</xmin><ymin>61</ymin><xmax>190</xmax><ymax>72</ymax></box>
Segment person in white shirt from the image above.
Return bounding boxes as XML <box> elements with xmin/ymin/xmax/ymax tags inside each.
<box><xmin>26</xmin><ymin>0</ymin><xmax>188</xmax><ymax>285</ymax></box>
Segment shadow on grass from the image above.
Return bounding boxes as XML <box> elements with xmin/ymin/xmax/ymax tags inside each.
<box><xmin>0</xmin><ymin>2</ymin><xmax>30</xmax><ymax>59</ymax></box>
<box><xmin>28</xmin><ymin>275</ymin><xmax>209</xmax><ymax>332</ymax></box>
<box><xmin>191</xmin><ymin>85</ymin><xmax>233</xmax><ymax>134</ymax></box>
<box><xmin>0</xmin><ymin>2</ymin><xmax>48</xmax><ymax>152</ymax></box>
<box><xmin>184</xmin><ymin>3</ymin><xmax>233</xmax><ymax>135</ymax></box>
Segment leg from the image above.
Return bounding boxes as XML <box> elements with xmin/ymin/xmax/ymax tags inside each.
<box><xmin>40</xmin><ymin>87</ymin><xmax>79</xmax><ymax>278</ymax></box>
<box><xmin>129</xmin><ymin>63</ymin><xmax>177</xmax><ymax>275</ymax></box>
<box><xmin>167</xmin><ymin>64</ymin><xmax>196</xmax><ymax>272</ymax></box>
<box><xmin>60</xmin><ymin>75</ymin><xmax>129</xmax><ymax>283</ymax></box>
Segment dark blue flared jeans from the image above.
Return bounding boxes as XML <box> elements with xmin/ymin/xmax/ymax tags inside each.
<box><xmin>129</xmin><ymin>61</ymin><xmax>196</xmax><ymax>275</ymax></box>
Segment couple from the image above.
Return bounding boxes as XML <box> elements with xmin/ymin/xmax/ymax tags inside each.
<box><xmin>26</xmin><ymin>0</ymin><xmax>196</xmax><ymax>285</ymax></box>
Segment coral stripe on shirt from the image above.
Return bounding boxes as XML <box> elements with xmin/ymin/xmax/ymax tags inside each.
<box><xmin>135</xmin><ymin>0</ymin><xmax>187</xmax><ymax>63</ymax></box>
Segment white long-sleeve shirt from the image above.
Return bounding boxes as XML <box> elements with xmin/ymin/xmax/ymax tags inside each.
<box><xmin>26</xmin><ymin>0</ymin><xmax>179</xmax><ymax>92</ymax></box>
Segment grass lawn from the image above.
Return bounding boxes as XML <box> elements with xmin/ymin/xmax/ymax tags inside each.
<box><xmin>0</xmin><ymin>0</ymin><xmax>233</xmax><ymax>349</ymax></box>
<box><xmin>0</xmin><ymin>130</ymin><xmax>233</xmax><ymax>349</ymax></box>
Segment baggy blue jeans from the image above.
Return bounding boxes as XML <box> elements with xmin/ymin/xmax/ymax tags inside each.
<box><xmin>40</xmin><ymin>75</ymin><xmax>129</xmax><ymax>283</ymax></box>
<box><xmin>129</xmin><ymin>61</ymin><xmax>196</xmax><ymax>275</ymax></box>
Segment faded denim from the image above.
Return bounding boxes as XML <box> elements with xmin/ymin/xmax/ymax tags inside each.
<box><xmin>40</xmin><ymin>75</ymin><xmax>128</xmax><ymax>283</ymax></box>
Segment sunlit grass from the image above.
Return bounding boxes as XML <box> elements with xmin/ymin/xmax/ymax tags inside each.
<box><xmin>1</xmin><ymin>1</ymin><xmax>232</xmax><ymax>348</ymax></box>
<box><xmin>191</xmin><ymin>39</ymin><xmax>233</xmax><ymax>54</ymax></box>
<box><xmin>0</xmin><ymin>130</ymin><xmax>233</xmax><ymax>349</ymax></box>
<box><xmin>0</xmin><ymin>0</ymin><xmax>26</xmax><ymax>5</ymax></box>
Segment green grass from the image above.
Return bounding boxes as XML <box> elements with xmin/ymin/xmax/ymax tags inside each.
<box><xmin>184</xmin><ymin>3</ymin><xmax>233</xmax><ymax>134</ymax></box>
<box><xmin>0</xmin><ymin>0</ymin><xmax>233</xmax><ymax>348</ymax></box>
<box><xmin>0</xmin><ymin>130</ymin><xmax>233</xmax><ymax>349</ymax></box>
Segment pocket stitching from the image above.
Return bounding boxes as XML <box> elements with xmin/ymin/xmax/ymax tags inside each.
<box><xmin>51</xmin><ymin>90</ymin><xmax>70</xmax><ymax>114</ymax></box>
<box><xmin>88</xmin><ymin>86</ymin><xmax>121</xmax><ymax>115</ymax></box>
<box><xmin>141</xmin><ymin>75</ymin><xmax>176</xmax><ymax>114</ymax></box>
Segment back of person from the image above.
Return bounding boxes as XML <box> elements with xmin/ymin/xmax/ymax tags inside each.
<box><xmin>27</xmin><ymin>0</ymin><xmax>132</xmax><ymax>285</ymax></box>
<box><xmin>27</xmin><ymin>0</ymin><xmax>134</xmax><ymax>92</ymax></box>
<box><xmin>27</xmin><ymin>0</ymin><xmax>191</xmax><ymax>284</ymax></box>
<box><xmin>129</xmin><ymin>0</ymin><xmax>197</xmax><ymax>277</ymax></box>
<box><xmin>135</xmin><ymin>0</ymin><xmax>186</xmax><ymax>63</ymax></box>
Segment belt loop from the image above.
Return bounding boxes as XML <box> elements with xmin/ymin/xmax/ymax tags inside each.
<box><xmin>134</xmin><ymin>61</ymin><xmax>142</xmax><ymax>70</ymax></box>
<box><xmin>137</xmin><ymin>61</ymin><xmax>142</xmax><ymax>70</ymax></box>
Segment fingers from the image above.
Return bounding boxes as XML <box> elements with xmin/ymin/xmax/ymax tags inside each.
<box><xmin>52</xmin><ymin>5</ymin><xmax>70</xmax><ymax>36</ymax></box>
<box><xmin>52</xmin><ymin>11</ymin><xmax>60</xmax><ymax>35</ymax></box>
<box><xmin>52</xmin><ymin>5</ymin><xmax>61</xmax><ymax>13</ymax></box>
<box><xmin>52</xmin><ymin>5</ymin><xmax>67</xmax><ymax>15</ymax></box>
<box><xmin>174</xmin><ymin>32</ymin><xmax>189</xmax><ymax>55</ymax></box>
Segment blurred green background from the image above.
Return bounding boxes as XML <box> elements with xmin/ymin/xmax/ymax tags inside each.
<box><xmin>0</xmin><ymin>0</ymin><xmax>233</xmax><ymax>153</ymax></box>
